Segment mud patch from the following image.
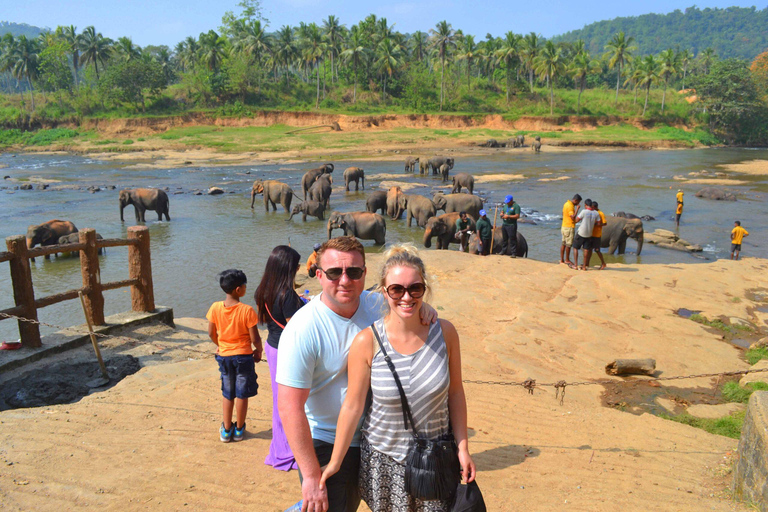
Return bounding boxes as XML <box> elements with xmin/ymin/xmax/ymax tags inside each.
<box><xmin>601</xmin><ymin>379</ymin><xmax>731</xmax><ymax>416</ymax></box>
<box><xmin>675</xmin><ymin>308</ymin><xmax>700</xmax><ymax>318</ymax></box>
<box><xmin>0</xmin><ymin>355</ymin><xmax>140</xmax><ymax>411</ymax></box>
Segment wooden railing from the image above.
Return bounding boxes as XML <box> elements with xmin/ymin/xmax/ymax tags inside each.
<box><xmin>1</xmin><ymin>226</ymin><xmax>155</xmax><ymax>348</ymax></box>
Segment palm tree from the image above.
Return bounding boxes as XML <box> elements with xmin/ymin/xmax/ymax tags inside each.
<box><xmin>115</xmin><ymin>36</ymin><xmax>141</xmax><ymax>61</ymax></box>
<box><xmin>495</xmin><ymin>32</ymin><xmax>522</xmax><ymax>106</ymax></box>
<box><xmin>534</xmin><ymin>40</ymin><xmax>565</xmax><ymax>115</ymax></box>
<box><xmin>301</xmin><ymin>23</ymin><xmax>325</xmax><ymax>108</ymax></box>
<box><xmin>700</xmin><ymin>47</ymin><xmax>716</xmax><ymax>75</ymax></box>
<box><xmin>234</xmin><ymin>20</ymin><xmax>271</xmax><ymax>89</ymax></box>
<box><xmin>341</xmin><ymin>26</ymin><xmax>368</xmax><ymax>103</ymax></box>
<box><xmin>623</xmin><ymin>58</ymin><xmax>641</xmax><ymax>104</ymax></box>
<box><xmin>323</xmin><ymin>15</ymin><xmax>344</xmax><ymax>82</ymax></box>
<box><xmin>79</xmin><ymin>26</ymin><xmax>112</xmax><ymax>80</ymax></box>
<box><xmin>429</xmin><ymin>20</ymin><xmax>456</xmax><ymax>111</ymax></box>
<box><xmin>199</xmin><ymin>30</ymin><xmax>227</xmax><ymax>72</ymax></box>
<box><xmin>679</xmin><ymin>49</ymin><xmax>692</xmax><ymax>89</ymax></box>
<box><xmin>177</xmin><ymin>36</ymin><xmax>199</xmax><ymax>72</ymax></box>
<box><xmin>570</xmin><ymin>50</ymin><xmax>598</xmax><ymax>114</ymax></box>
<box><xmin>637</xmin><ymin>55</ymin><xmax>660</xmax><ymax>116</ymax></box>
<box><xmin>604</xmin><ymin>31</ymin><xmax>636</xmax><ymax>104</ymax></box>
<box><xmin>410</xmin><ymin>31</ymin><xmax>427</xmax><ymax>62</ymax></box>
<box><xmin>522</xmin><ymin>32</ymin><xmax>541</xmax><ymax>92</ymax></box>
<box><xmin>0</xmin><ymin>34</ymin><xmax>20</xmax><ymax>99</ymax></box>
<box><xmin>375</xmin><ymin>37</ymin><xmax>402</xmax><ymax>102</ymax></box>
<box><xmin>658</xmin><ymin>48</ymin><xmax>680</xmax><ymax>112</ymax></box>
<box><xmin>456</xmin><ymin>34</ymin><xmax>478</xmax><ymax>90</ymax></box>
<box><xmin>57</xmin><ymin>25</ymin><xmax>81</xmax><ymax>87</ymax></box>
<box><xmin>274</xmin><ymin>25</ymin><xmax>297</xmax><ymax>84</ymax></box>
<box><xmin>10</xmin><ymin>35</ymin><xmax>40</xmax><ymax>110</ymax></box>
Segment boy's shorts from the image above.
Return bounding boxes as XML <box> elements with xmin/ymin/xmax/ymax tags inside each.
<box><xmin>573</xmin><ymin>234</ymin><xmax>591</xmax><ymax>251</ymax></box>
<box><xmin>731</xmin><ymin>243</ymin><xmax>741</xmax><ymax>252</ymax></box>
<box><xmin>215</xmin><ymin>354</ymin><xmax>258</xmax><ymax>400</ymax></box>
<box><xmin>561</xmin><ymin>227</ymin><xmax>575</xmax><ymax>247</ymax></box>
<box><xmin>591</xmin><ymin>237</ymin><xmax>602</xmax><ymax>252</ymax></box>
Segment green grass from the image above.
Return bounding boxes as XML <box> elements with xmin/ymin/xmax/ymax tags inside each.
<box><xmin>659</xmin><ymin>411</ymin><xmax>745</xmax><ymax>439</ymax></box>
<box><xmin>123</xmin><ymin>139</ymin><xmax>134</xmax><ymax>145</ymax></box>
<box><xmin>689</xmin><ymin>314</ymin><xmax>753</xmax><ymax>334</ymax></box>
<box><xmin>721</xmin><ymin>381</ymin><xmax>768</xmax><ymax>403</ymax></box>
<box><xmin>0</xmin><ymin>128</ymin><xmax>80</xmax><ymax>147</ymax></box>
<box><xmin>746</xmin><ymin>347</ymin><xmax>768</xmax><ymax>365</ymax></box>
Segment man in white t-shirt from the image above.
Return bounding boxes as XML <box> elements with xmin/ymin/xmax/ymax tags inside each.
<box><xmin>277</xmin><ymin>236</ymin><xmax>436</xmax><ymax>512</ymax></box>
<box><xmin>573</xmin><ymin>199</ymin><xmax>600</xmax><ymax>271</ymax></box>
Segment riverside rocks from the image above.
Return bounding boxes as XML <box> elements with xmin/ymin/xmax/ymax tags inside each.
<box><xmin>208</xmin><ymin>187</ymin><xmax>224</xmax><ymax>195</ymax></box>
<box><xmin>644</xmin><ymin>229</ymin><xmax>703</xmax><ymax>252</ymax></box>
<box><xmin>695</xmin><ymin>187</ymin><xmax>737</xmax><ymax>201</ymax></box>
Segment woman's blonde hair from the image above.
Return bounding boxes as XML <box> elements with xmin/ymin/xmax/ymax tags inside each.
<box><xmin>377</xmin><ymin>243</ymin><xmax>431</xmax><ymax>302</ymax></box>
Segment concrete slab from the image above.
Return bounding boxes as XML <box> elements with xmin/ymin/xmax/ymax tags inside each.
<box><xmin>0</xmin><ymin>307</ymin><xmax>174</xmax><ymax>373</ymax></box>
<box><xmin>740</xmin><ymin>360</ymin><xmax>768</xmax><ymax>387</ymax></box>
<box><xmin>733</xmin><ymin>391</ymin><xmax>768</xmax><ymax>510</ymax></box>
<box><xmin>687</xmin><ymin>402</ymin><xmax>745</xmax><ymax>419</ymax></box>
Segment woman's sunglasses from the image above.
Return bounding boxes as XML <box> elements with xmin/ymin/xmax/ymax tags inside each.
<box><xmin>317</xmin><ymin>266</ymin><xmax>365</xmax><ymax>281</ymax></box>
<box><xmin>385</xmin><ymin>283</ymin><xmax>426</xmax><ymax>300</ymax></box>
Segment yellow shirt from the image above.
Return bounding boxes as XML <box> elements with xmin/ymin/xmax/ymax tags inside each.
<box><xmin>676</xmin><ymin>203</ymin><xmax>683</xmax><ymax>215</ymax></box>
<box><xmin>592</xmin><ymin>210</ymin><xmax>606</xmax><ymax>238</ymax></box>
<box><xmin>676</xmin><ymin>191</ymin><xmax>684</xmax><ymax>204</ymax></box>
<box><xmin>562</xmin><ymin>200</ymin><xmax>576</xmax><ymax>228</ymax></box>
<box><xmin>732</xmin><ymin>226</ymin><xmax>749</xmax><ymax>245</ymax></box>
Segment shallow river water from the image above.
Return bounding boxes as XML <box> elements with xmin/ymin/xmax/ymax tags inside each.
<box><xmin>1</xmin><ymin>148</ymin><xmax>766</xmax><ymax>341</ymax></box>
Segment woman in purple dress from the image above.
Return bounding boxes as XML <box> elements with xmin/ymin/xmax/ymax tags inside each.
<box><xmin>254</xmin><ymin>245</ymin><xmax>304</xmax><ymax>471</ymax></box>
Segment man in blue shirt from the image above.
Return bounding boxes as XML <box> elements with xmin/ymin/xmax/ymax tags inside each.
<box><xmin>501</xmin><ymin>194</ymin><xmax>521</xmax><ymax>258</ymax></box>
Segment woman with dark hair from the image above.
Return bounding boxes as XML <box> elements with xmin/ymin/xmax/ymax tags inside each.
<box><xmin>255</xmin><ymin>245</ymin><xmax>304</xmax><ymax>471</ymax></box>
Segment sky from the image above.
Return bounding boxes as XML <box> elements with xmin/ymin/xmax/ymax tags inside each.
<box><xmin>4</xmin><ymin>1</ymin><xmax>767</xmax><ymax>47</ymax></box>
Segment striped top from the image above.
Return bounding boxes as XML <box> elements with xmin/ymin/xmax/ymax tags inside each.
<box><xmin>362</xmin><ymin>318</ymin><xmax>451</xmax><ymax>463</ymax></box>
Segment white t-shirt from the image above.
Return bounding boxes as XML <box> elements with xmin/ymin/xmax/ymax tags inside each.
<box><xmin>276</xmin><ymin>290</ymin><xmax>383</xmax><ymax>446</ymax></box>
<box><xmin>576</xmin><ymin>209</ymin><xmax>600</xmax><ymax>238</ymax></box>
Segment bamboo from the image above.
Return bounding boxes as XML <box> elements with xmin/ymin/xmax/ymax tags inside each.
<box><xmin>78</xmin><ymin>291</ymin><xmax>109</xmax><ymax>382</ymax></box>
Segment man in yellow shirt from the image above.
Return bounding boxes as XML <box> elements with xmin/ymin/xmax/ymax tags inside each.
<box><xmin>730</xmin><ymin>221</ymin><xmax>749</xmax><ymax>260</ymax></box>
<box><xmin>675</xmin><ymin>189</ymin><xmax>684</xmax><ymax>227</ymax></box>
<box><xmin>560</xmin><ymin>194</ymin><xmax>582</xmax><ymax>268</ymax></box>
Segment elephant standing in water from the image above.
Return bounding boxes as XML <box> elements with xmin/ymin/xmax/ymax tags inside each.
<box><xmin>429</xmin><ymin>156</ymin><xmax>454</xmax><ymax>175</ymax></box>
<box><xmin>26</xmin><ymin>219</ymin><xmax>78</xmax><ymax>260</ymax></box>
<box><xmin>343</xmin><ymin>167</ymin><xmax>365</xmax><ymax>191</ymax></box>
<box><xmin>468</xmin><ymin>227</ymin><xmax>528</xmax><ymax>257</ymax></box>
<box><xmin>119</xmin><ymin>188</ymin><xmax>170</xmax><ymax>222</ymax></box>
<box><xmin>327</xmin><ymin>211</ymin><xmax>386</xmax><ymax>245</ymax></box>
<box><xmin>601</xmin><ymin>217</ymin><xmax>644</xmax><ymax>255</ymax></box>
<box><xmin>400</xmin><ymin>194</ymin><xmax>437</xmax><ymax>227</ymax></box>
<box><xmin>423</xmin><ymin>212</ymin><xmax>475</xmax><ymax>250</ymax></box>
<box><xmin>366</xmin><ymin>190</ymin><xmax>387</xmax><ymax>215</ymax></box>
<box><xmin>404</xmin><ymin>157</ymin><xmax>419</xmax><ymax>173</ymax></box>
<box><xmin>419</xmin><ymin>159</ymin><xmax>430</xmax><ymax>175</ymax></box>
<box><xmin>532</xmin><ymin>136</ymin><xmax>542</xmax><ymax>153</ymax></box>
<box><xmin>289</xmin><ymin>200</ymin><xmax>325</xmax><ymax>221</ymax></box>
<box><xmin>440</xmin><ymin>164</ymin><xmax>451</xmax><ymax>182</ymax></box>
<box><xmin>308</xmin><ymin>174</ymin><xmax>333</xmax><ymax>209</ymax></box>
<box><xmin>250</xmin><ymin>179</ymin><xmax>295</xmax><ymax>213</ymax></box>
<box><xmin>301</xmin><ymin>163</ymin><xmax>334</xmax><ymax>198</ymax></box>
<box><xmin>432</xmin><ymin>192</ymin><xmax>483</xmax><ymax>220</ymax></box>
<box><xmin>386</xmin><ymin>186</ymin><xmax>405</xmax><ymax>219</ymax></box>
<box><xmin>451</xmin><ymin>173</ymin><xmax>474</xmax><ymax>194</ymax></box>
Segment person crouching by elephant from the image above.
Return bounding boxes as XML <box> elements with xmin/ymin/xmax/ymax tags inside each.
<box><xmin>501</xmin><ymin>195</ymin><xmax>521</xmax><ymax>258</ymax></box>
<box><xmin>306</xmin><ymin>243</ymin><xmax>321</xmax><ymax>277</ymax></box>
<box><xmin>573</xmin><ymin>199</ymin><xmax>600</xmax><ymax>271</ymax></box>
<box><xmin>475</xmin><ymin>209</ymin><xmax>493</xmax><ymax>256</ymax></box>
<box><xmin>561</xmin><ymin>194</ymin><xmax>582</xmax><ymax>268</ymax></box>
<box><xmin>455</xmin><ymin>211</ymin><xmax>472</xmax><ymax>252</ymax></box>
<box><xmin>591</xmin><ymin>201</ymin><xmax>607</xmax><ymax>270</ymax></box>
<box><xmin>254</xmin><ymin>246</ymin><xmax>305</xmax><ymax>471</ymax></box>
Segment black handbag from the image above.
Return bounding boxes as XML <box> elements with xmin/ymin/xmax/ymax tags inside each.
<box><xmin>371</xmin><ymin>324</ymin><xmax>461</xmax><ymax>501</ymax></box>
<box><xmin>451</xmin><ymin>481</ymin><xmax>487</xmax><ymax>512</ymax></box>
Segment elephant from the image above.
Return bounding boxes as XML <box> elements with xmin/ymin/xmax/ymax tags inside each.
<box><xmin>404</xmin><ymin>157</ymin><xmax>419</xmax><ymax>173</ymax></box>
<box><xmin>482</xmin><ymin>139</ymin><xmax>503</xmax><ymax>148</ymax></box>
<box><xmin>119</xmin><ymin>188</ymin><xmax>170</xmax><ymax>222</ymax></box>
<box><xmin>327</xmin><ymin>211</ymin><xmax>386</xmax><ymax>245</ymax></box>
<box><xmin>250</xmin><ymin>179</ymin><xmax>295</xmax><ymax>213</ymax></box>
<box><xmin>532</xmin><ymin>140</ymin><xmax>542</xmax><ymax>152</ymax></box>
<box><xmin>386</xmin><ymin>186</ymin><xmax>405</xmax><ymax>220</ymax></box>
<box><xmin>517</xmin><ymin>134</ymin><xmax>525</xmax><ymax>147</ymax></box>
<box><xmin>400</xmin><ymin>194</ymin><xmax>437</xmax><ymax>228</ymax></box>
<box><xmin>468</xmin><ymin>227</ymin><xmax>528</xmax><ymax>257</ymax></box>
<box><xmin>613</xmin><ymin>212</ymin><xmax>655</xmax><ymax>221</ymax></box>
<box><xmin>600</xmin><ymin>217</ymin><xmax>644</xmax><ymax>255</ymax></box>
<box><xmin>429</xmin><ymin>156</ymin><xmax>454</xmax><ymax>175</ymax></box>
<box><xmin>26</xmin><ymin>220</ymin><xmax>78</xmax><ymax>260</ymax></box>
<box><xmin>301</xmin><ymin>163</ymin><xmax>334</xmax><ymax>198</ymax></box>
<box><xmin>308</xmin><ymin>174</ymin><xmax>333</xmax><ymax>209</ymax></box>
<box><xmin>451</xmin><ymin>173</ymin><xmax>474</xmax><ymax>194</ymax></box>
<box><xmin>509</xmin><ymin>138</ymin><xmax>521</xmax><ymax>148</ymax></box>
<box><xmin>440</xmin><ymin>164</ymin><xmax>451</xmax><ymax>183</ymax></box>
<box><xmin>419</xmin><ymin>159</ymin><xmax>430</xmax><ymax>175</ymax></box>
<box><xmin>423</xmin><ymin>212</ymin><xmax>475</xmax><ymax>250</ymax></box>
<box><xmin>343</xmin><ymin>167</ymin><xmax>365</xmax><ymax>191</ymax></box>
<box><xmin>695</xmin><ymin>187</ymin><xmax>737</xmax><ymax>201</ymax></box>
<box><xmin>366</xmin><ymin>190</ymin><xmax>387</xmax><ymax>215</ymax></box>
<box><xmin>58</xmin><ymin>232</ymin><xmax>104</xmax><ymax>256</ymax></box>
<box><xmin>288</xmin><ymin>200</ymin><xmax>325</xmax><ymax>221</ymax></box>
<box><xmin>432</xmin><ymin>192</ymin><xmax>483</xmax><ymax>220</ymax></box>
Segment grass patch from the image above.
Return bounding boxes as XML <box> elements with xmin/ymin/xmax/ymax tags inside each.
<box><xmin>92</xmin><ymin>139</ymin><xmax>119</xmax><ymax>145</ymax></box>
<box><xmin>0</xmin><ymin>128</ymin><xmax>79</xmax><ymax>147</ymax></box>
<box><xmin>123</xmin><ymin>139</ymin><xmax>134</xmax><ymax>145</ymax></box>
<box><xmin>746</xmin><ymin>347</ymin><xmax>768</xmax><ymax>365</ymax></box>
<box><xmin>659</xmin><ymin>411</ymin><xmax>745</xmax><ymax>439</ymax></box>
<box><xmin>722</xmin><ymin>381</ymin><xmax>768</xmax><ymax>403</ymax></box>
<box><xmin>689</xmin><ymin>313</ymin><xmax>752</xmax><ymax>334</ymax></box>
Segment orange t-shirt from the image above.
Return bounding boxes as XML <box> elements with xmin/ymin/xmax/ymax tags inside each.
<box><xmin>306</xmin><ymin>251</ymin><xmax>318</xmax><ymax>274</ymax></box>
<box><xmin>592</xmin><ymin>210</ymin><xmax>606</xmax><ymax>238</ymax></box>
<box><xmin>206</xmin><ymin>301</ymin><xmax>259</xmax><ymax>356</ymax></box>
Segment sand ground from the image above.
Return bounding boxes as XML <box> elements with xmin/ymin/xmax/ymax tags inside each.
<box><xmin>2</xmin><ymin>252</ymin><xmax>767</xmax><ymax>511</ymax></box>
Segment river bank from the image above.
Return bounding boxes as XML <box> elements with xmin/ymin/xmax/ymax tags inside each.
<box><xmin>1</xmin><ymin>252</ymin><xmax>766</xmax><ymax>511</ymax></box>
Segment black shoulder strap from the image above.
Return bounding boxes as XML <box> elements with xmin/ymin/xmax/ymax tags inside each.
<box><xmin>371</xmin><ymin>323</ymin><xmax>418</xmax><ymax>435</ymax></box>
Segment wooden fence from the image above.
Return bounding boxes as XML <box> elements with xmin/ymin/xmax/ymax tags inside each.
<box><xmin>0</xmin><ymin>226</ymin><xmax>155</xmax><ymax>348</ymax></box>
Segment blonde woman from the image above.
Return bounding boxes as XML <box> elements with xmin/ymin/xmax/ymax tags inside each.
<box><xmin>320</xmin><ymin>244</ymin><xmax>475</xmax><ymax>511</ymax></box>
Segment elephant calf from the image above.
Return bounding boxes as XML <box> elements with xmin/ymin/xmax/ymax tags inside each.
<box><xmin>404</xmin><ymin>157</ymin><xmax>419</xmax><ymax>173</ymax></box>
<box><xmin>343</xmin><ymin>167</ymin><xmax>365</xmax><ymax>192</ymax></box>
<box><xmin>468</xmin><ymin>227</ymin><xmax>528</xmax><ymax>257</ymax></box>
<box><xmin>289</xmin><ymin>200</ymin><xmax>325</xmax><ymax>221</ymax></box>
<box><xmin>58</xmin><ymin>232</ymin><xmax>105</xmax><ymax>255</ymax></box>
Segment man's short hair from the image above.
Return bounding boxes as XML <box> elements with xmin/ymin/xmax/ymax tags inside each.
<box><xmin>573</xmin><ymin>194</ymin><xmax>582</xmax><ymax>202</ymax></box>
<box><xmin>735</xmin><ymin>220</ymin><xmax>741</xmax><ymax>226</ymax></box>
<box><xmin>592</xmin><ymin>201</ymin><xmax>599</xmax><ymax>209</ymax></box>
<box><xmin>219</xmin><ymin>269</ymin><xmax>247</xmax><ymax>294</ymax></box>
<box><xmin>317</xmin><ymin>236</ymin><xmax>365</xmax><ymax>267</ymax></box>
<box><xmin>459</xmin><ymin>211</ymin><xmax>467</xmax><ymax>217</ymax></box>
<box><xmin>585</xmin><ymin>199</ymin><xmax>593</xmax><ymax>207</ymax></box>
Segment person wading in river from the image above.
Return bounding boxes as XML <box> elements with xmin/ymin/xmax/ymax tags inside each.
<box><xmin>676</xmin><ymin>189</ymin><xmax>684</xmax><ymax>227</ymax></box>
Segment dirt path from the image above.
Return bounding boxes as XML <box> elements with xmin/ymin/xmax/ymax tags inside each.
<box><xmin>2</xmin><ymin>253</ymin><xmax>765</xmax><ymax>511</ymax></box>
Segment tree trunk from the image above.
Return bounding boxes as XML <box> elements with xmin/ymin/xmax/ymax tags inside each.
<box><xmin>439</xmin><ymin>56</ymin><xmax>445</xmax><ymax>111</ymax></box>
<box><xmin>27</xmin><ymin>75</ymin><xmax>35</xmax><ymax>111</ymax></box>
<box><xmin>315</xmin><ymin>61</ymin><xmax>320</xmax><ymax>109</ymax></box>
<box><xmin>634</xmin><ymin>84</ymin><xmax>638</xmax><ymax>104</ymax></box>
<box><xmin>322</xmin><ymin>59</ymin><xmax>326</xmax><ymax>99</ymax></box>
<box><xmin>549</xmin><ymin>78</ymin><xmax>554</xmax><ymax>115</ymax></box>
<box><xmin>605</xmin><ymin>358</ymin><xmax>656</xmax><ymax>376</ymax></box>
<box><xmin>643</xmin><ymin>83</ymin><xmax>650</xmax><ymax>116</ymax></box>
<box><xmin>330</xmin><ymin>52</ymin><xmax>334</xmax><ymax>84</ymax></box>
<box><xmin>577</xmin><ymin>81</ymin><xmax>583</xmax><ymax>115</ymax></box>
<box><xmin>506</xmin><ymin>70</ymin><xmax>510</xmax><ymax>106</ymax></box>
<box><xmin>529</xmin><ymin>68</ymin><xmax>534</xmax><ymax>92</ymax></box>
<box><xmin>353</xmin><ymin>63</ymin><xmax>358</xmax><ymax>104</ymax></box>
<box><xmin>662</xmin><ymin>78</ymin><xmax>667</xmax><ymax>113</ymax></box>
<box><xmin>682</xmin><ymin>65</ymin><xmax>687</xmax><ymax>90</ymax></box>
<box><xmin>615</xmin><ymin>62</ymin><xmax>621</xmax><ymax>104</ymax></box>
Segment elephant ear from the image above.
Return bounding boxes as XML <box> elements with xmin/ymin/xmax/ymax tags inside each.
<box><xmin>40</xmin><ymin>227</ymin><xmax>56</xmax><ymax>245</ymax></box>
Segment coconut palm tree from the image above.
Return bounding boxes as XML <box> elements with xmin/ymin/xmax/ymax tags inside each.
<box><xmin>699</xmin><ymin>47</ymin><xmax>716</xmax><ymax>75</ymax></box>
<box><xmin>274</xmin><ymin>25</ymin><xmax>297</xmax><ymax>84</ymax></box>
<box><xmin>456</xmin><ymin>34</ymin><xmax>478</xmax><ymax>90</ymax></box>
<box><xmin>375</xmin><ymin>37</ymin><xmax>402</xmax><ymax>102</ymax></box>
<box><xmin>10</xmin><ymin>35</ymin><xmax>40</xmax><ymax>110</ymax></box>
<box><xmin>658</xmin><ymin>48</ymin><xmax>680</xmax><ymax>113</ymax></box>
<box><xmin>0</xmin><ymin>34</ymin><xmax>20</xmax><ymax>99</ymax></box>
<box><xmin>410</xmin><ymin>31</ymin><xmax>427</xmax><ymax>62</ymax></box>
<box><xmin>604</xmin><ymin>31</ymin><xmax>636</xmax><ymax>105</ymax></box>
<box><xmin>679</xmin><ymin>49</ymin><xmax>692</xmax><ymax>89</ymax></box>
<box><xmin>570</xmin><ymin>50</ymin><xmax>598</xmax><ymax>114</ymax></box>
<box><xmin>522</xmin><ymin>32</ymin><xmax>541</xmax><ymax>92</ymax></box>
<box><xmin>637</xmin><ymin>55</ymin><xmax>660</xmax><ymax>116</ymax></box>
<box><xmin>495</xmin><ymin>31</ymin><xmax>522</xmax><ymax>106</ymax></box>
<box><xmin>429</xmin><ymin>20</ymin><xmax>455</xmax><ymax>111</ymax></box>
<box><xmin>322</xmin><ymin>15</ymin><xmax>344</xmax><ymax>82</ymax></box>
<box><xmin>58</xmin><ymin>25</ymin><xmax>81</xmax><ymax>87</ymax></box>
<box><xmin>534</xmin><ymin>40</ymin><xmax>565</xmax><ymax>115</ymax></box>
<box><xmin>79</xmin><ymin>26</ymin><xmax>112</xmax><ymax>80</ymax></box>
<box><xmin>198</xmin><ymin>30</ymin><xmax>227</xmax><ymax>72</ymax></box>
<box><xmin>301</xmin><ymin>23</ymin><xmax>325</xmax><ymax>108</ymax></box>
<box><xmin>341</xmin><ymin>26</ymin><xmax>369</xmax><ymax>103</ymax></box>
<box><xmin>115</xmin><ymin>36</ymin><xmax>141</xmax><ymax>61</ymax></box>
<box><xmin>233</xmin><ymin>20</ymin><xmax>272</xmax><ymax>89</ymax></box>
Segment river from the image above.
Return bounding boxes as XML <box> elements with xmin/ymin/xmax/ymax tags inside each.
<box><xmin>1</xmin><ymin>148</ymin><xmax>766</xmax><ymax>342</ymax></box>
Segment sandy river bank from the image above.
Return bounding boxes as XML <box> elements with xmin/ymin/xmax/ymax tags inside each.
<box><xmin>1</xmin><ymin>252</ymin><xmax>766</xmax><ymax>511</ymax></box>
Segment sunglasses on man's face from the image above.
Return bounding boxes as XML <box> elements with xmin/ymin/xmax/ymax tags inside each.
<box><xmin>317</xmin><ymin>266</ymin><xmax>366</xmax><ymax>281</ymax></box>
<box><xmin>385</xmin><ymin>282</ymin><xmax>426</xmax><ymax>300</ymax></box>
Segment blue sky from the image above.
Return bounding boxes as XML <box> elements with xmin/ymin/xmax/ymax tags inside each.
<box><xmin>4</xmin><ymin>1</ymin><xmax>766</xmax><ymax>47</ymax></box>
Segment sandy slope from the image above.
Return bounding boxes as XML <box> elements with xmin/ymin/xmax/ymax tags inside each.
<box><xmin>2</xmin><ymin>253</ymin><xmax>766</xmax><ymax>511</ymax></box>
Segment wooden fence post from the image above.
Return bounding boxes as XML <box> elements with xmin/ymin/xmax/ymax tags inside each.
<box><xmin>128</xmin><ymin>226</ymin><xmax>155</xmax><ymax>312</ymax></box>
<box><xmin>79</xmin><ymin>228</ymin><xmax>105</xmax><ymax>325</ymax></box>
<box><xmin>6</xmin><ymin>235</ymin><xmax>41</xmax><ymax>348</ymax></box>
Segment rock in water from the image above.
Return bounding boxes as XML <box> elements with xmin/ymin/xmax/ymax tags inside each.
<box><xmin>208</xmin><ymin>187</ymin><xmax>224</xmax><ymax>195</ymax></box>
<box><xmin>695</xmin><ymin>187</ymin><xmax>737</xmax><ymax>201</ymax></box>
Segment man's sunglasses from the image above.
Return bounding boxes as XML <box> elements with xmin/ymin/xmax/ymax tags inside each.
<box><xmin>385</xmin><ymin>283</ymin><xmax>426</xmax><ymax>300</ymax></box>
<box><xmin>317</xmin><ymin>266</ymin><xmax>365</xmax><ymax>281</ymax></box>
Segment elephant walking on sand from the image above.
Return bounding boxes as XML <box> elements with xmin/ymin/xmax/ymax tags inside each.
<box><xmin>343</xmin><ymin>167</ymin><xmax>365</xmax><ymax>191</ymax></box>
<box><xmin>289</xmin><ymin>200</ymin><xmax>325</xmax><ymax>221</ymax></box>
<box><xmin>404</xmin><ymin>157</ymin><xmax>419</xmax><ymax>173</ymax></box>
<box><xmin>301</xmin><ymin>163</ymin><xmax>334</xmax><ymax>198</ymax></box>
<box><xmin>250</xmin><ymin>179</ymin><xmax>295</xmax><ymax>213</ymax></box>
<box><xmin>327</xmin><ymin>211</ymin><xmax>386</xmax><ymax>245</ymax></box>
<box><xmin>366</xmin><ymin>190</ymin><xmax>387</xmax><ymax>215</ymax></box>
<box><xmin>601</xmin><ymin>217</ymin><xmax>644</xmax><ymax>255</ymax></box>
<box><xmin>26</xmin><ymin>219</ymin><xmax>78</xmax><ymax>260</ymax></box>
<box><xmin>423</xmin><ymin>212</ymin><xmax>475</xmax><ymax>250</ymax></box>
<box><xmin>468</xmin><ymin>227</ymin><xmax>528</xmax><ymax>257</ymax></box>
<box><xmin>451</xmin><ymin>173</ymin><xmax>474</xmax><ymax>194</ymax></box>
<box><xmin>119</xmin><ymin>188</ymin><xmax>170</xmax><ymax>222</ymax></box>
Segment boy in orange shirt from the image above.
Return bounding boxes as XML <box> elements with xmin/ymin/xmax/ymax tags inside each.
<box><xmin>207</xmin><ymin>269</ymin><xmax>262</xmax><ymax>442</ymax></box>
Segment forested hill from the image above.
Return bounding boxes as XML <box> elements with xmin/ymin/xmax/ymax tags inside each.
<box><xmin>553</xmin><ymin>6</ymin><xmax>768</xmax><ymax>60</ymax></box>
<box><xmin>0</xmin><ymin>21</ymin><xmax>46</xmax><ymax>39</ymax></box>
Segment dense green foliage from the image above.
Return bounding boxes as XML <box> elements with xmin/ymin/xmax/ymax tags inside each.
<box><xmin>0</xmin><ymin>127</ymin><xmax>78</xmax><ymax>146</ymax></box>
<box><xmin>554</xmin><ymin>6</ymin><xmax>768</xmax><ymax>61</ymax></box>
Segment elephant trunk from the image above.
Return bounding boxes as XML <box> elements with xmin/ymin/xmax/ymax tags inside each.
<box><xmin>423</xmin><ymin>229</ymin><xmax>432</xmax><ymax>248</ymax></box>
<box><xmin>327</xmin><ymin>224</ymin><xmax>334</xmax><ymax>240</ymax></box>
<box><xmin>636</xmin><ymin>236</ymin><xmax>643</xmax><ymax>256</ymax></box>
<box><xmin>250</xmin><ymin>190</ymin><xmax>256</xmax><ymax>209</ymax></box>
<box><xmin>120</xmin><ymin>201</ymin><xmax>125</xmax><ymax>221</ymax></box>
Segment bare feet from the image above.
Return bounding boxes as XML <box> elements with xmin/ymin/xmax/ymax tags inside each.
<box><xmin>599</xmin><ymin>264</ymin><xmax>606</xmax><ymax>270</ymax></box>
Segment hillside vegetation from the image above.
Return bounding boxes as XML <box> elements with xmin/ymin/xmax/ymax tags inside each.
<box><xmin>0</xmin><ymin>21</ymin><xmax>45</xmax><ymax>40</ymax></box>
